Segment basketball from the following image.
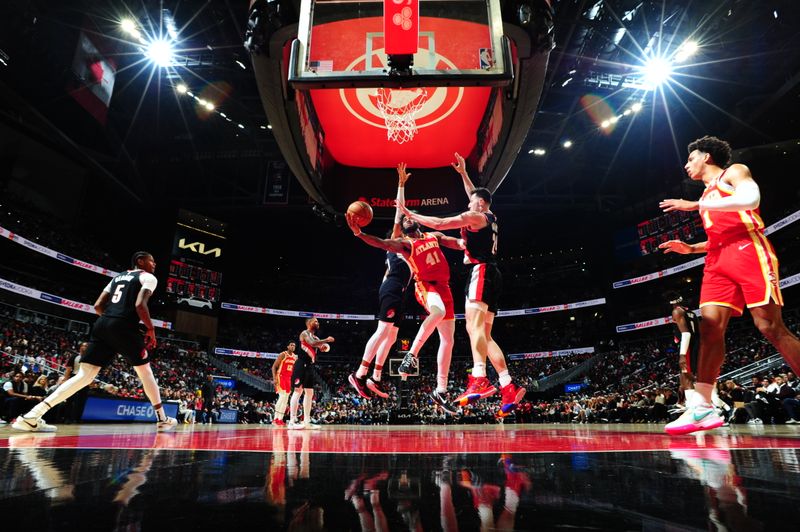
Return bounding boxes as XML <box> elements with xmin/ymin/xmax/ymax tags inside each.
<box><xmin>319</xmin><ymin>343</ymin><xmax>331</xmax><ymax>352</ymax></box>
<box><xmin>347</xmin><ymin>201</ymin><xmax>373</xmax><ymax>227</ymax></box>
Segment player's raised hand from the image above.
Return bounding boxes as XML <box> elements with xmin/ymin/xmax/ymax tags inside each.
<box><xmin>451</xmin><ymin>152</ymin><xmax>467</xmax><ymax>175</ymax></box>
<box><xmin>345</xmin><ymin>212</ymin><xmax>361</xmax><ymax>235</ymax></box>
<box><xmin>659</xmin><ymin>240</ymin><xmax>692</xmax><ymax>254</ymax></box>
<box><xmin>324</xmin><ymin>336</ymin><xmax>335</xmax><ymax>343</ymax></box>
<box><xmin>397</xmin><ymin>162</ymin><xmax>411</xmax><ymax>186</ymax></box>
<box><xmin>660</xmin><ymin>198</ymin><xmax>698</xmax><ymax>212</ymax></box>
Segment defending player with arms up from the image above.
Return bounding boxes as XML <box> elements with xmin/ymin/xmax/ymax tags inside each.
<box><xmin>659</xmin><ymin>136</ymin><xmax>800</xmax><ymax>435</ymax></box>
<box><xmin>288</xmin><ymin>318</ymin><xmax>334</xmax><ymax>429</ymax></box>
<box><xmin>13</xmin><ymin>251</ymin><xmax>177</xmax><ymax>432</ymax></box>
<box><xmin>400</xmin><ymin>153</ymin><xmax>525</xmax><ymax>414</ymax></box>
<box><xmin>272</xmin><ymin>341</ymin><xmax>298</xmax><ymax>426</ymax></box>
<box><xmin>346</xmin><ymin>206</ymin><xmax>464</xmax><ymax>414</ymax></box>
<box><xmin>348</xmin><ymin>163</ymin><xmax>413</xmax><ymax>401</ymax></box>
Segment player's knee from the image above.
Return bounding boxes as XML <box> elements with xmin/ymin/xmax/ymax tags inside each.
<box><xmin>754</xmin><ymin>317</ymin><xmax>784</xmax><ymax>341</ymax></box>
<box><xmin>699</xmin><ymin>317</ymin><xmax>725</xmax><ymax>340</ymax></box>
<box><xmin>428</xmin><ymin>305</ymin><xmax>445</xmax><ymax>321</ymax></box>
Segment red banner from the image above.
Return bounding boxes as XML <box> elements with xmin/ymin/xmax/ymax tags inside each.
<box><xmin>384</xmin><ymin>0</ymin><xmax>419</xmax><ymax>55</ymax></box>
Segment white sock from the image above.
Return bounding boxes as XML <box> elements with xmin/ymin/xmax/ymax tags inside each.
<box><xmin>498</xmin><ymin>370</ymin><xmax>512</xmax><ymax>387</ymax></box>
<box><xmin>693</xmin><ymin>383</ymin><xmax>714</xmax><ymax>405</ymax></box>
<box><xmin>472</xmin><ymin>362</ymin><xmax>486</xmax><ymax>378</ymax></box>
<box><xmin>683</xmin><ymin>389</ymin><xmax>697</xmax><ymax>404</ymax></box>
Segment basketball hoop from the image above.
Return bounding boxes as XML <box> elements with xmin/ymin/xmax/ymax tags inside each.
<box><xmin>375</xmin><ymin>87</ymin><xmax>428</xmax><ymax>144</ymax></box>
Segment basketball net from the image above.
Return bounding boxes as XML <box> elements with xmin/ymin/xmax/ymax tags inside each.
<box><xmin>375</xmin><ymin>87</ymin><xmax>428</xmax><ymax>144</ymax></box>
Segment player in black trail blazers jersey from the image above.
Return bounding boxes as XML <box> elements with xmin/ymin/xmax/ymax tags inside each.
<box><xmin>12</xmin><ymin>251</ymin><xmax>178</xmax><ymax>432</ymax></box>
<box><xmin>348</xmin><ymin>163</ymin><xmax>413</xmax><ymax>401</ymax></box>
<box><xmin>400</xmin><ymin>153</ymin><xmax>525</xmax><ymax>415</ymax></box>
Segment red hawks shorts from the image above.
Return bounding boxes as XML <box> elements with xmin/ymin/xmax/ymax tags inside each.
<box><xmin>279</xmin><ymin>373</ymin><xmax>292</xmax><ymax>393</ymax></box>
<box><xmin>414</xmin><ymin>279</ymin><xmax>455</xmax><ymax>320</ymax></box>
<box><xmin>700</xmin><ymin>233</ymin><xmax>783</xmax><ymax>316</ymax></box>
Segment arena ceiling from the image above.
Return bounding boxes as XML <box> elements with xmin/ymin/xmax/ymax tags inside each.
<box><xmin>1</xmin><ymin>0</ymin><xmax>799</xmax><ymax>223</ymax></box>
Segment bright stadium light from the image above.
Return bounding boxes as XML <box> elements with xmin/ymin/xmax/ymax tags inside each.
<box><xmin>204</xmin><ymin>101</ymin><xmax>215</xmax><ymax>111</ymax></box>
<box><xmin>631</xmin><ymin>101</ymin><xmax>643</xmax><ymax>113</ymax></box>
<box><xmin>175</xmin><ymin>83</ymin><xmax>188</xmax><ymax>94</ymax></box>
<box><xmin>674</xmin><ymin>40</ymin><xmax>699</xmax><ymax>63</ymax></box>
<box><xmin>601</xmin><ymin>119</ymin><xmax>611</xmax><ymax>129</ymax></box>
<box><xmin>121</xmin><ymin>18</ymin><xmax>137</xmax><ymax>34</ymax></box>
<box><xmin>146</xmin><ymin>39</ymin><xmax>175</xmax><ymax>67</ymax></box>
<box><xmin>562</xmin><ymin>139</ymin><xmax>573</xmax><ymax>149</ymax></box>
<box><xmin>533</xmin><ymin>148</ymin><xmax>546</xmax><ymax>156</ymax></box>
<box><xmin>641</xmin><ymin>56</ymin><xmax>673</xmax><ymax>89</ymax></box>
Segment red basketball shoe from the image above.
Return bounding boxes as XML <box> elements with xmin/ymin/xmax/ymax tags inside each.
<box><xmin>454</xmin><ymin>375</ymin><xmax>497</xmax><ymax>406</ymax></box>
<box><xmin>500</xmin><ymin>382</ymin><xmax>526</xmax><ymax>414</ymax></box>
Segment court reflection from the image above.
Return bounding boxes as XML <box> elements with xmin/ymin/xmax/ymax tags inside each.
<box><xmin>1</xmin><ymin>434</ymin><xmax>799</xmax><ymax>529</ymax></box>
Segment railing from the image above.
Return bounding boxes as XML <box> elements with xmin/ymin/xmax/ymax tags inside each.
<box><xmin>2</xmin><ymin>352</ymin><xmax>116</xmax><ymax>390</ymax></box>
<box><xmin>206</xmin><ymin>353</ymin><xmax>275</xmax><ymax>393</ymax></box>
<box><xmin>0</xmin><ymin>300</ymin><xmax>89</xmax><ymax>334</ymax></box>
<box><xmin>534</xmin><ymin>353</ymin><xmax>605</xmax><ymax>392</ymax></box>
<box><xmin>719</xmin><ymin>348</ymin><xmax>785</xmax><ymax>383</ymax></box>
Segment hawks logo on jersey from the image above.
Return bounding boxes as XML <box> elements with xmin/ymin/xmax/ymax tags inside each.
<box><xmin>407</xmin><ymin>233</ymin><xmax>449</xmax><ymax>282</ymax></box>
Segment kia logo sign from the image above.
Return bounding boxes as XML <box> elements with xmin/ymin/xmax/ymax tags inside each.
<box><xmin>178</xmin><ymin>238</ymin><xmax>222</xmax><ymax>258</ymax></box>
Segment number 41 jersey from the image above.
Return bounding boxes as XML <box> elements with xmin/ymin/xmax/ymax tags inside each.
<box><xmin>102</xmin><ymin>269</ymin><xmax>159</xmax><ymax>323</ymax></box>
<box><xmin>407</xmin><ymin>233</ymin><xmax>450</xmax><ymax>283</ymax></box>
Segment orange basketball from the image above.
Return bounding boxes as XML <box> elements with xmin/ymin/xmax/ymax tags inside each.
<box><xmin>347</xmin><ymin>201</ymin><xmax>373</xmax><ymax>227</ymax></box>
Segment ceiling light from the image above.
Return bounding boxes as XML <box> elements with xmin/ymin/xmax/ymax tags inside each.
<box><xmin>631</xmin><ymin>101</ymin><xmax>643</xmax><ymax>112</ymax></box>
<box><xmin>562</xmin><ymin>140</ymin><xmax>573</xmax><ymax>148</ymax></box>
<box><xmin>235</xmin><ymin>60</ymin><xmax>247</xmax><ymax>70</ymax></box>
<box><xmin>121</xmin><ymin>19</ymin><xmax>137</xmax><ymax>34</ymax></box>
<box><xmin>146</xmin><ymin>39</ymin><xmax>175</xmax><ymax>68</ymax></box>
<box><xmin>533</xmin><ymin>148</ymin><xmax>546</xmax><ymax>156</ymax></box>
<box><xmin>176</xmin><ymin>83</ymin><xmax>188</xmax><ymax>94</ymax></box>
<box><xmin>641</xmin><ymin>57</ymin><xmax>673</xmax><ymax>88</ymax></box>
<box><xmin>204</xmin><ymin>101</ymin><xmax>215</xmax><ymax>111</ymax></box>
<box><xmin>601</xmin><ymin>120</ymin><xmax>611</xmax><ymax>128</ymax></box>
<box><xmin>610</xmin><ymin>115</ymin><xmax>620</xmax><ymax>123</ymax></box>
<box><xmin>674</xmin><ymin>40</ymin><xmax>699</xmax><ymax>63</ymax></box>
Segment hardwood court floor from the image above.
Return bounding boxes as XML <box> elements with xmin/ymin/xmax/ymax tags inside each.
<box><xmin>2</xmin><ymin>423</ymin><xmax>799</xmax><ymax>530</ymax></box>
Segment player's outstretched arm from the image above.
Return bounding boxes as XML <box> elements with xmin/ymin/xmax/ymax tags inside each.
<box><xmin>392</xmin><ymin>163</ymin><xmax>411</xmax><ymax>239</ymax></box>
<box><xmin>659</xmin><ymin>199</ymin><xmax>699</xmax><ymax>212</ymax></box>
<box><xmin>399</xmin><ymin>204</ymin><xmax>479</xmax><ymax>231</ymax></box>
<box><xmin>301</xmin><ymin>330</ymin><xmax>335</xmax><ymax>347</ymax></box>
<box><xmin>659</xmin><ymin>239</ymin><xmax>707</xmax><ymax>254</ymax></box>
<box><xmin>432</xmin><ymin>232</ymin><xmax>465</xmax><ymax>250</ymax></box>
<box><xmin>347</xmin><ymin>213</ymin><xmax>409</xmax><ymax>254</ymax></box>
<box><xmin>451</xmin><ymin>152</ymin><xmax>473</xmax><ymax>198</ymax></box>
